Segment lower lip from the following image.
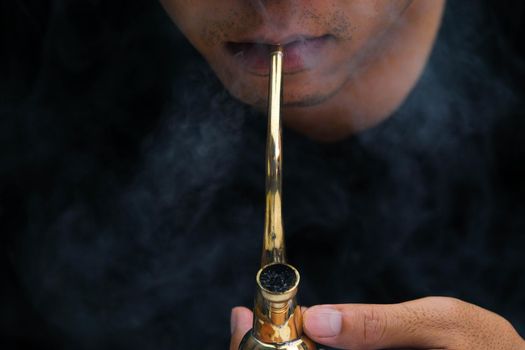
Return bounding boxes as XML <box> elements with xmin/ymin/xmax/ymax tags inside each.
<box><xmin>227</xmin><ymin>35</ymin><xmax>332</xmax><ymax>75</ymax></box>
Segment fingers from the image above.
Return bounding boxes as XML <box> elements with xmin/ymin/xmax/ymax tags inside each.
<box><xmin>303</xmin><ymin>297</ymin><xmax>505</xmax><ymax>350</ymax></box>
<box><xmin>230</xmin><ymin>299</ymin><xmax>524</xmax><ymax>350</ymax></box>
<box><xmin>229</xmin><ymin>307</ymin><xmax>253</xmax><ymax>350</ymax></box>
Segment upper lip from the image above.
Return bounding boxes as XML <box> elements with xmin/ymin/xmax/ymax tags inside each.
<box><xmin>229</xmin><ymin>33</ymin><xmax>319</xmax><ymax>46</ymax></box>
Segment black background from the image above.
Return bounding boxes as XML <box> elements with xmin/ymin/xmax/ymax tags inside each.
<box><xmin>1</xmin><ymin>1</ymin><xmax>525</xmax><ymax>349</ymax></box>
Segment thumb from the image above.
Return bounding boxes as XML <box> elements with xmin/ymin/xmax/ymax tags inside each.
<box><xmin>303</xmin><ymin>297</ymin><xmax>461</xmax><ymax>350</ymax></box>
<box><xmin>229</xmin><ymin>307</ymin><xmax>253</xmax><ymax>350</ymax></box>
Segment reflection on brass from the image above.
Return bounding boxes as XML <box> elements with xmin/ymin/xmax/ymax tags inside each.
<box><xmin>239</xmin><ymin>46</ymin><xmax>317</xmax><ymax>350</ymax></box>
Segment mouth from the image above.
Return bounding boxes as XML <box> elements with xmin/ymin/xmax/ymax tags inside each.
<box><xmin>225</xmin><ymin>35</ymin><xmax>334</xmax><ymax>75</ymax></box>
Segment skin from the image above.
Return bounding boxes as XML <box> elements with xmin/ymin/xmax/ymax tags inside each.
<box><xmin>161</xmin><ymin>0</ymin><xmax>445</xmax><ymax>141</ymax></box>
<box><xmin>159</xmin><ymin>1</ymin><xmax>525</xmax><ymax>348</ymax></box>
<box><xmin>230</xmin><ymin>299</ymin><xmax>525</xmax><ymax>350</ymax></box>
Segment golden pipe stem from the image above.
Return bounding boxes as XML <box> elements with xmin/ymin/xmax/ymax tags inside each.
<box><xmin>239</xmin><ymin>46</ymin><xmax>316</xmax><ymax>350</ymax></box>
<box><xmin>262</xmin><ymin>46</ymin><xmax>285</xmax><ymax>267</ymax></box>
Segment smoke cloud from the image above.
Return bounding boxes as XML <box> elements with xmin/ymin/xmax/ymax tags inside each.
<box><xmin>1</xmin><ymin>1</ymin><xmax>524</xmax><ymax>349</ymax></box>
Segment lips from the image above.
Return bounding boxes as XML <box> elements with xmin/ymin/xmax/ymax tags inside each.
<box><xmin>226</xmin><ymin>35</ymin><xmax>333</xmax><ymax>75</ymax></box>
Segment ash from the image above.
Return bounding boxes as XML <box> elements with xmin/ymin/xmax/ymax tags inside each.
<box><xmin>259</xmin><ymin>264</ymin><xmax>297</xmax><ymax>293</ymax></box>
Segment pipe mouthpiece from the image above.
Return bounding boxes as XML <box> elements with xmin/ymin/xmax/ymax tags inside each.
<box><xmin>271</xmin><ymin>45</ymin><xmax>284</xmax><ymax>56</ymax></box>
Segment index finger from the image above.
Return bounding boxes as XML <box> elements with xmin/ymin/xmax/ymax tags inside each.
<box><xmin>303</xmin><ymin>297</ymin><xmax>470</xmax><ymax>350</ymax></box>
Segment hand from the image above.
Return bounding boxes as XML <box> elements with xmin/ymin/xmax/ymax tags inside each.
<box><xmin>229</xmin><ymin>307</ymin><xmax>253</xmax><ymax>350</ymax></box>
<box><xmin>230</xmin><ymin>297</ymin><xmax>525</xmax><ymax>350</ymax></box>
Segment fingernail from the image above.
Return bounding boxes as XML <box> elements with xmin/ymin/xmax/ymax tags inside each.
<box><xmin>305</xmin><ymin>306</ymin><xmax>342</xmax><ymax>338</ymax></box>
<box><xmin>230</xmin><ymin>309</ymin><xmax>238</xmax><ymax>335</ymax></box>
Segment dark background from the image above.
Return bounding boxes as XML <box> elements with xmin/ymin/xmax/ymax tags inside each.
<box><xmin>1</xmin><ymin>1</ymin><xmax>525</xmax><ymax>349</ymax></box>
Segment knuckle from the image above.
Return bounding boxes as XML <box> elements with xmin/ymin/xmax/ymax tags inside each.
<box><xmin>359</xmin><ymin>308</ymin><xmax>388</xmax><ymax>348</ymax></box>
<box><xmin>422</xmin><ymin>297</ymin><xmax>470</xmax><ymax>336</ymax></box>
<box><xmin>431</xmin><ymin>297</ymin><xmax>466</xmax><ymax>321</ymax></box>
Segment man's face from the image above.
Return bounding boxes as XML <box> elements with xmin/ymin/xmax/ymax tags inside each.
<box><xmin>160</xmin><ymin>0</ymin><xmax>412</xmax><ymax>111</ymax></box>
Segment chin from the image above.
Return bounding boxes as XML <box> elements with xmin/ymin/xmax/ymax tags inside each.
<box><xmin>283</xmin><ymin>71</ymin><xmax>345</xmax><ymax>104</ymax></box>
<box><xmin>231</xmin><ymin>86</ymin><xmax>335</xmax><ymax>111</ymax></box>
<box><xmin>216</xmin><ymin>61</ymin><xmax>345</xmax><ymax>111</ymax></box>
<box><xmin>282</xmin><ymin>90</ymin><xmax>335</xmax><ymax>108</ymax></box>
<box><xmin>219</xmin><ymin>73</ymin><xmax>268</xmax><ymax>108</ymax></box>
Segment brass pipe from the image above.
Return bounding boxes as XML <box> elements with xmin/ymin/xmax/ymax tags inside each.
<box><xmin>239</xmin><ymin>47</ymin><xmax>316</xmax><ymax>350</ymax></box>
<box><xmin>262</xmin><ymin>46</ymin><xmax>285</xmax><ymax>267</ymax></box>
